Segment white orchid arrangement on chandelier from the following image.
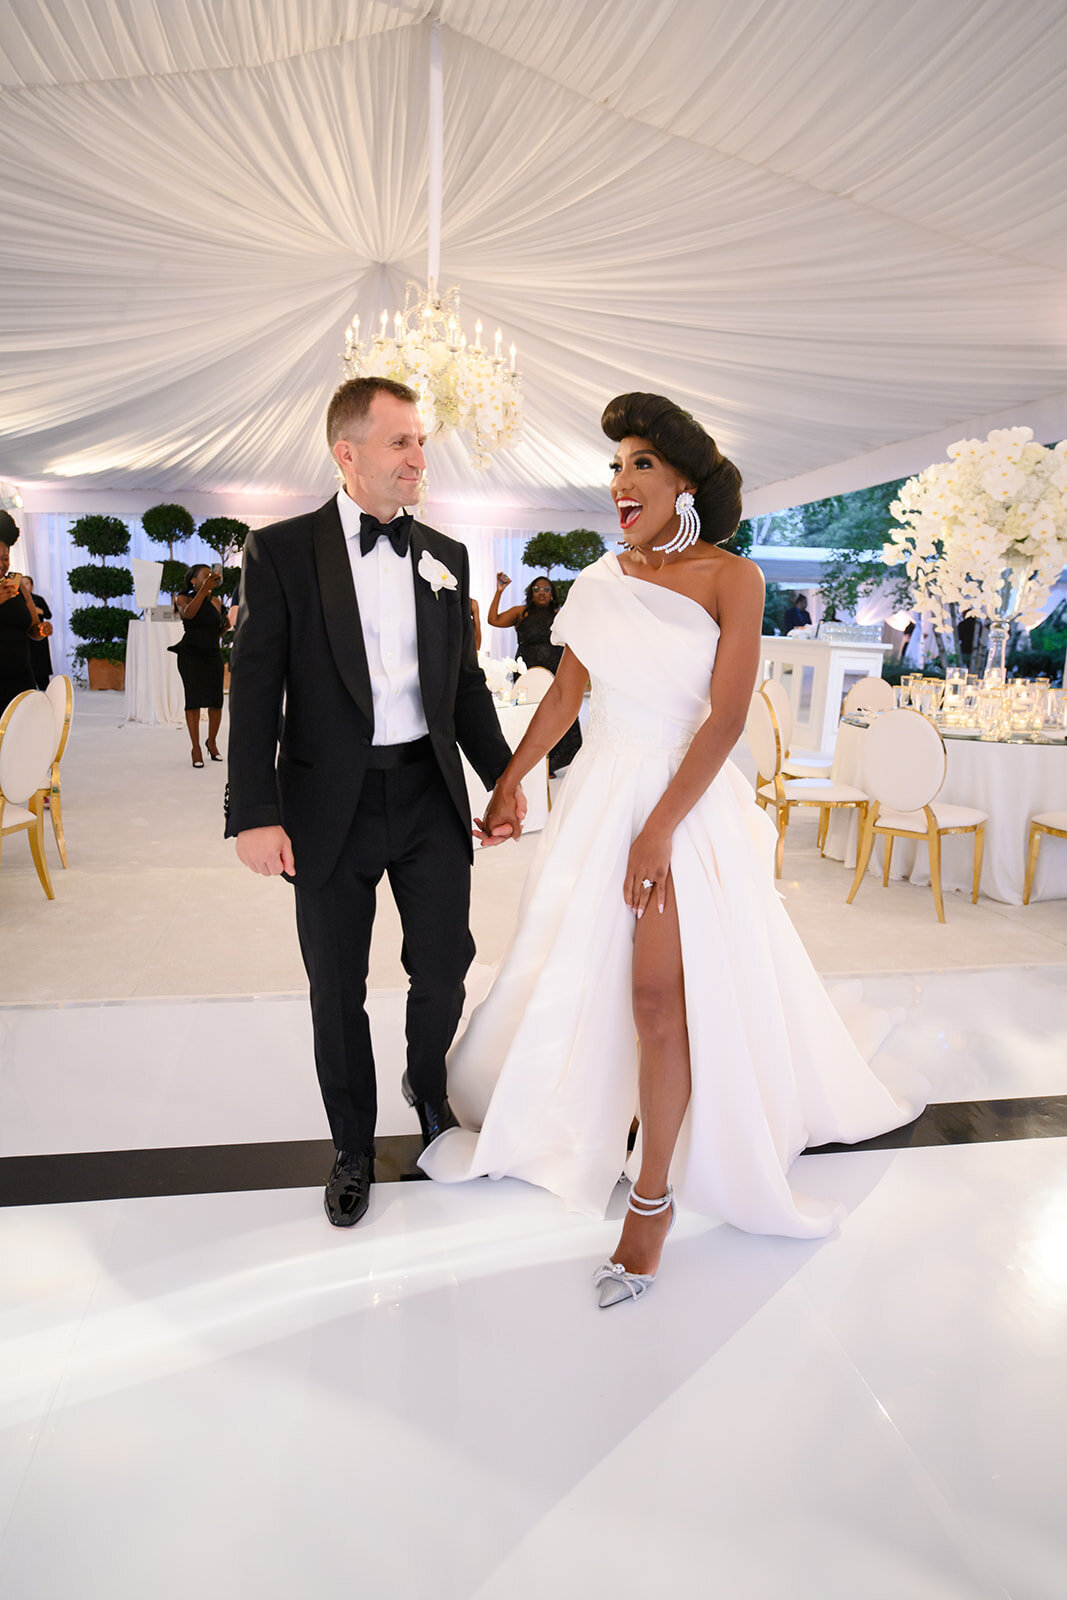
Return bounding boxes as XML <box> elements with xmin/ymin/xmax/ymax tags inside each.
<box><xmin>345</xmin><ymin>283</ymin><xmax>522</xmax><ymax>471</ymax></box>
<box><xmin>883</xmin><ymin>427</ymin><xmax>1067</xmax><ymax>630</ymax></box>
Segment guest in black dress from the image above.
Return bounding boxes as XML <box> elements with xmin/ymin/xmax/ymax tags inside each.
<box><xmin>0</xmin><ymin>516</ymin><xmax>51</xmax><ymax>712</ymax></box>
<box><xmin>25</xmin><ymin>577</ymin><xmax>53</xmax><ymax>689</ymax></box>
<box><xmin>488</xmin><ymin>572</ymin><xmax>582</xmax><ymax>774</ymax></box>
<box><xmin>170</xmin><ymin>564</ymin><xmax>227</xmax><ymax>767</ymax></box>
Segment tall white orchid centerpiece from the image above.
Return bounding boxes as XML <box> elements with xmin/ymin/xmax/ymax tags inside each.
<box><xmin>883</xmin><ymin>427</ymin><xmax>1067</xmax><ymax>677</ymax></box>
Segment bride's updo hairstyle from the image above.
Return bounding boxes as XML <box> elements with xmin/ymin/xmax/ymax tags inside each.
<box><xmin>601</xmin><ymin>392</ymin><xmax>743</xmax><ymax>546</ymax></box>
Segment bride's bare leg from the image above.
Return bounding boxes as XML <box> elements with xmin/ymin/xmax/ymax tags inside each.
<box><xmin>613</xmin><ymin>871</ymin><xmax>690</xmax><ymax>1276</ymax></box>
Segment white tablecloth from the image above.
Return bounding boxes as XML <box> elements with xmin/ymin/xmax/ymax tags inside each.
<box><xmin>825</xmin><ymin>720</ymin><xmax>1067</xmax><ymax>904</ymax></box>
<box><xmin>464</xmin><ymin>701</ymin><xmax>549</xmax><ymax>838</ymax></box>
<box><xmin>124</xmin><ymin>617</ymin><xmax>185</xmax><ymax>727</ymax></box>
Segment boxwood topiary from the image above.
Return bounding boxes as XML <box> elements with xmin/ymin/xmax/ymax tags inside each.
<box><xmin>68</xmin><ymin>514</ymin><xmax>136</xmax><ymax>666</ymax></box>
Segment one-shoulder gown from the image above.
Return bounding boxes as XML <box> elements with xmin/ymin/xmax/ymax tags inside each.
<box><xmin>420</xmin><ymin>553</ymin><xmax>923</xmax><ymax>1238</ymax></box>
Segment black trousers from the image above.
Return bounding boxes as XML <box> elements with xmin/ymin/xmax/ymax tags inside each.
<box><xmin>293</xmin><ymin>748</ymin><xmax>475</xmax><ymax>1154</ymax></box>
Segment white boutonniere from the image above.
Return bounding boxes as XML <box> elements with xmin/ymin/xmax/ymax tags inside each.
<box><xmin>417</xmin><ymin>550</ymin><xmax>458</xmax><ymax>597</ymax></box>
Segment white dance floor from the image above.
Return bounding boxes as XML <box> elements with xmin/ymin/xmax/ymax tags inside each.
<box><xmin>1</xmin><ymin>693</ymin><xmax>1065</xmax><ymax>1597</ymax></box>
<box><xmin>2</xmin><ymin>966</ymin><xmax>1066</xmax><ymax>1599</ymax></box>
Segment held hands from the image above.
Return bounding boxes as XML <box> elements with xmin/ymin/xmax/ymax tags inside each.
<box><xmin>236</xmin><ymin>825</ymin><xmax>295</xmax><ymax>877</ymax></box>
<box><xmin>199</xmin><ymin>569</ymin><xmax>222</xmax><ymax>591</ymax></box>
<box><xmin>0</xmin><ymin>574</ymin><xmax>20</xmax><ymax>603</ymax></box>
<box><xmin>624</xmin><ymin>824</ymin><xmax>671</xmax><ymax>919</ymax></box>
<box><xmin>473</xmin><ymin>781</ymin><xmax>527</xmax><ymax>846</ymax></box>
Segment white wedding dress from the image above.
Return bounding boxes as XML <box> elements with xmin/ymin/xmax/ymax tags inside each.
<box><xmin>420</xmin><ymin>553</ymin><xmax>923</xmax><ymax>1238</ymax></box>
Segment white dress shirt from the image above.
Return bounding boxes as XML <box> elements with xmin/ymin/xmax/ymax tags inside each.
<box><xmin>336</xmin><ymin>487</ymin><xmax>428</xmax><ymax>746</ymax></box>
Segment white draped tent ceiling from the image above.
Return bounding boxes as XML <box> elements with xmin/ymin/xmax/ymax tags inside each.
<box><xmin>2</xmin><ymin>0</ymin><xmax>1067</xmax><ymax>521</ymax></box>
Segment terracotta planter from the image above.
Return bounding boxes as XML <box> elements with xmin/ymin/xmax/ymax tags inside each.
<box><xmin>87</xmin><ymin>658</ymin><xmax>126</xmax><ymax>691</ymax></box>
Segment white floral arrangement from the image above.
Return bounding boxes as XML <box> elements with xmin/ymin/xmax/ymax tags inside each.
<box><xmin>343</xmin><ymin>282</ymin><xmax>522</xmax><ymax>470</ymax></box>
<box><xmin>883</xmin><ymin>427</ymin><xmax>1067</xmax><ymax>629</ymax></box>
<box><xmin>480</xmin><ymin>653</ymin><xmax>520</xmax><ymax>695</ymax></box>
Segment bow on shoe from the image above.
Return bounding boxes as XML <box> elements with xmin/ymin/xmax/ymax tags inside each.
<box><xmin>359</xmin><ymin>511</ymin><xmax>413</xmax><ymax>558</ymax></box>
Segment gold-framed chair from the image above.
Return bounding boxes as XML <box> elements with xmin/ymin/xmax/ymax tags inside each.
<box><xmin>842</xmin><ymin>675</ymin><xmax>895</xmax><ymax>715</ymax></box>
<box><xmin>0</xmin><ymin>689</ymin><xmax>58</xmax><ymax>901</ymax></box>
<box><xmin>760</xmin><ymin>676</ymin><xmax>833</xmax><ymax>780</ymax></box>
<box><xmin>846</xmin><ymin>708</ymin><xmax>986</xmax><ymax>923</ymax></box>
<box><xmin>39</xmin><ymin>673</ymin><xmax>73</xmax><ymax>867</ymax></box>
<box><xmin>745</xmin><ymin>688</ymin><xmax>869</xmax><ymax>877</ymax></box>
<box><xmin>1023</xmin><ymin>811</ymin><xmax>1067</xmax><ymax>905</ymax></box>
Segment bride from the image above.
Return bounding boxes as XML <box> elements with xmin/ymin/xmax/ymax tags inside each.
<box><xmin>420</xmin><ymin>393</ymin><xmax>922</xmax><ymax>1308</ymax></box>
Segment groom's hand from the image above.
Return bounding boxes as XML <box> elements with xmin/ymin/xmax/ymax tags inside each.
<box><xmin>474</xmin><ymin>782</ymin><xmax>526</xmax><ymax>847</ymax></box>
<box><xmin>236</xmin><ymin>825</ymin><xmax>295</xmax><ymax>877</ymax></box>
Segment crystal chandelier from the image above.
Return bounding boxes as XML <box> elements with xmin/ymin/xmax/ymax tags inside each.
<box><xmin>340</xmin><ymin>17</ymin><xmax>522</xmax><ymax>470</ymax></box>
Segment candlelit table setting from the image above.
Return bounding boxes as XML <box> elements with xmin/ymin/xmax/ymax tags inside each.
<box><xmin>824</xmin><ymin>675</ymin><xmax>1067</xmax><ymax>903</ymax></box>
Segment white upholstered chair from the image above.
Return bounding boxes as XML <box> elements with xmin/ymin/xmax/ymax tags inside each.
<box><xmin>513</xmin><ymin>666</ymin><xmax>555</xmax><ymax>703</ymax></box>
<box><xmin>1023</xmin><ymin>812</ymin><xmax>1067</xmax><ymax>905</ymax></box>
<box><xmin>0</xmin><ymin>690</ymin><xmax>58</xmax><ymax>900</ymax></box>
<box><xmin>846</xmin><ymin>708</ymin><xmax>986</xmax><ymax>922</ymax></box>
<box><xmin>39</xmin><ymin>674</ymin><xmax>73</xmax><ymax>867</ymax></box>
<box><xmin>760</xmin><ymin>676</ymin><xmax>833</xmax><ymax>780</ymax></box>
<box><xmin>746</xmin><ymin>689</ymin><xmax>869</xmax><ymax>877</ymax></box>
<box><xmin>843</xmin><ymin>675</ymin><xmax>895</xmax><ymax>715</ymax></box>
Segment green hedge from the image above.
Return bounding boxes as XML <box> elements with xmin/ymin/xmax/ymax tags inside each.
<box><xmin>68</xmin><ymin>562</ymin><xmax>133</xmax><ymax>600</ymax></box>
<box><xmin>70</xmin><ymin>514</ymin><xmax>130</xmax><ymax>560</ymax></box>
<box><xmin>142</xmin><ymin>503</ymin><xmax>194</xmax><ymax>553</ymax></box>
<box><xmin>70</xmin><ymin>603</ymin><xmax>139</xmax><ymax>643</ymax></box>
<box><xmin>72</xmin><ymin>637</ymin><xmax>128</xmax><ymax>666</ymax></box>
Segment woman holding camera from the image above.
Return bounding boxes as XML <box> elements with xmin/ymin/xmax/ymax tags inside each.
<box><xmin>0</xmin><ymin>514</ymin><xmax>52</xmax><ymax>713</ymax></box>
<box><xmin>171</xmin><ymin>563</ymin><xmax>228</xmax><ymax>767</ymax></box>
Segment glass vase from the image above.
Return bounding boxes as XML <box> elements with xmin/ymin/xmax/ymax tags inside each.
<box><xmin>982</xmin><ymin>560</ymin><xmax>1033</xmax><ymax>683</ymax></box>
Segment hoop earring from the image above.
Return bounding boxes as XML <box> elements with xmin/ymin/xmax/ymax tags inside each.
<box><xmin>652</xmin><ymin>491</ymin><xmax>700</xmax><ymax>556</ymax></box>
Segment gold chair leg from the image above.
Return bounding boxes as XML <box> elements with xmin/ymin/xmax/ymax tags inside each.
<box><xmin>926</xmin><ymin>817</ymin><xmax>945</xmax><ymax>924</ymax></box>
<box><xmin>50</xmin><ymin>771</ymin><xmax>68</xmax><ymax>867</ymax></box>
<box><xmin>1022</xmin><ymin>823</ymin><xmax>1041</xmax><ymax>906</ymax></box>
<box><xmin>817</xmin><ymin>805</ymin><xmax>829</xmax><ymax>852</ymax></box>
<box><xmin>882</xmin><ymin>833</ymin><xmax>894</xmax><ymax>888</ymax></box>
<box><xmin>972</xmin><ymin>823</ymin><xmax>984</xmax><ymax>904</ymax></box>
<box><xmin>847</xmin><ymin>810</ymin><xmax>878</xmax><ymax>904</ymax></box>
<box><xmin>774</xmin><ymin>804</ymin><xmax>787</xmax><ymax>878</ymax></box>
<box><xmin>27</xmin><ymin>795</ymin><xmax>55</xmax><ymax>901</ymax></box>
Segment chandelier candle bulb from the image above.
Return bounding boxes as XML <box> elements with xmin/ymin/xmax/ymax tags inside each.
<box><xmin>509</xmin><ymin>342</ymin><xmax>516</xmax><ymax>372</ymax></box>
<box><xmin>340</xmin><ymin>280</ymin><xmax>522</xmax><ymax>469</ymax></box>
<box><xmin>474</xmin><ymin>319</ymin><xmax>483</xmax><ymax>349</ymax></box>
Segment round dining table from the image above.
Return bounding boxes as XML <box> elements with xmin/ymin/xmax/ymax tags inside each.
<box><xmin>823</xmin><ymin>718</ymin><xmax>1067</xmax><ymax>904</ymax></box>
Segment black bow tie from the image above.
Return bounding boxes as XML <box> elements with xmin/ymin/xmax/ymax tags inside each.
<box><xmin>359</xmin><ymin>511</ymin><xmax>412</xmax><ymax>558</ymax></box>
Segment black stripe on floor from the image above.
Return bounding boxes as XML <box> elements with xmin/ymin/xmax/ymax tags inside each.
<box><xmin>2</xmin><ymin>1097</ymin><xmax>1065</xmax><ymax>1207</ymax></box>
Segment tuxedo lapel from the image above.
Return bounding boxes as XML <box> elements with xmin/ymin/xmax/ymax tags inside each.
<box><xmin>312</xmin><ymin>499</ymin><xmax>374</xmax><ymax>729</ymax></box>
<box><xmin>410</xmin><ymin>522</ymin><xmax>450</xmax><ymax>724</ymax></box>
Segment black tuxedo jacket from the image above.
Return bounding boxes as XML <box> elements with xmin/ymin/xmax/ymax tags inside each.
<box><xmin>225</xmin><ymin>497</ymin><xmax>512</xmax><ymax>890</ymax></box>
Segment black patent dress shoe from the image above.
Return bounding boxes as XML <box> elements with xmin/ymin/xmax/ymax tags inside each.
<box><xmin>401</xmin><ymin>1072</ymin><xmax>459</xmax><ymax>1148</ymax></box>
<box><xmin>324</xmin><ymin>1148</ymin><xmax>374</xmax><ymax>1227</ymax></box>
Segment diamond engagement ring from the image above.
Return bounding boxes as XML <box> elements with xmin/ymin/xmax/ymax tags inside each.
<box><xmin>641</xmin><ymin>878</ymin><xmax>655</xmax><ymax>889</ymax></box>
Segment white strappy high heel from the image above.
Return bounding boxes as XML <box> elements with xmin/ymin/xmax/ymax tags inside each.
<box><xmin>593</xmin><ymin>1184</ymin><xmax>676</xmax><ymax>1309</ymax></box>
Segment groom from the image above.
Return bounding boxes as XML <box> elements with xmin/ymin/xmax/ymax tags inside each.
<box><xmin>226</xmin><ymin>376</ymin><xmax>518</xmax><ymax>1226</ymax></box>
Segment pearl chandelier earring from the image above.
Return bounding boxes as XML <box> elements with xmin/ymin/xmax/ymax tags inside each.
<box><xmin>652</xmin><ymin>491</ymin><xmax>701</xmax><ymax>555</ymax></box>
